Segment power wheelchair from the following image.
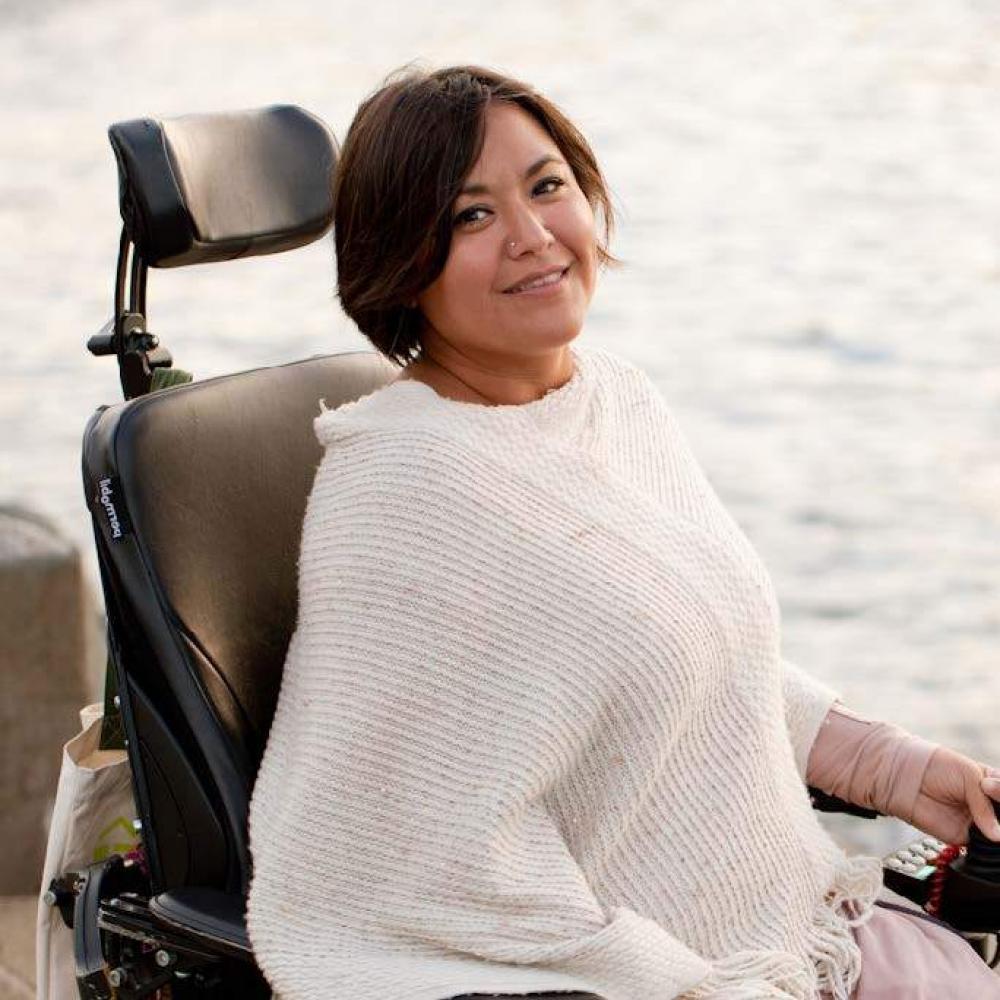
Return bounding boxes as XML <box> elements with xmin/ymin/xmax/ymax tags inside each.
<box><xmin>43</xmin><ymin>103</ymin><xmax>1000</xmax><ymax>999</ymax></box>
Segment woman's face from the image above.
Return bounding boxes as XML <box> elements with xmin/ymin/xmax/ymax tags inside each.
<box><xmin>416</xmin><ymin>102</ymin><xmax>599</xmax><ymax>364</ymax></box>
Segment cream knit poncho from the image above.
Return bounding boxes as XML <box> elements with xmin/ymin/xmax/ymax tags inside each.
<box><xmin>246</xmin><ymin>343</ymin><xmax>885</xmax><ymax>1000</ymax></box>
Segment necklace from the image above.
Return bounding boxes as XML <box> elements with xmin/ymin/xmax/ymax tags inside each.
<box><xmin>417</xmin><ymin>351</ymin><xmax>576</xmax><ymax>406</ymax></box>
<box><xmin>420</xmin><ymin>354</ymin><xmax>498</xmax><ymax>405</ymax></box>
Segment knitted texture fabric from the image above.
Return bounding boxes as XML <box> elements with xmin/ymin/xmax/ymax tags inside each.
<box><xmin>246</xmin><ymin>343</ymin><xmax>885</xmax><ymax>1000</ymax></box>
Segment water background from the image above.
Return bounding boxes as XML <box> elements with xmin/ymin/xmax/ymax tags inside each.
<box><xmin>2</xmin><ymin>0</ymin><xmax>998</xmax><ymax>854</ymax></box>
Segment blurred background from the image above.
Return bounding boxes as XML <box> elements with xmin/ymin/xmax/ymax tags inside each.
<box><xmin>1</xmin><ymin>0</ymin><xmax>999</xmax><ymax>989</ymax></box>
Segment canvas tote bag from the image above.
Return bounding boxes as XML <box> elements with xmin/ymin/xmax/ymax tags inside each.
<box><xmin>35</xmin><ymin>702</ymin><xmax>139</xmax><ymax>1000</ymax></box>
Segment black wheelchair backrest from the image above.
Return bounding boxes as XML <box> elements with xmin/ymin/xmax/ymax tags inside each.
<box><xmin>84</xmin><ymin>352</ymin><xmax>396</xmax><ymax>896</ymax></box>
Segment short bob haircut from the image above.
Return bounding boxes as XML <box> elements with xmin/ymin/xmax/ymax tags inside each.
<box><xmin>333</xmin><ymin>64</ymin><xmax>617</xmax><ymax>367</ymax></box>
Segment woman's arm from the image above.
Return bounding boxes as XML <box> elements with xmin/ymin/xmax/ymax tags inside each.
<box><xmin>806</xmin><ymin>703</ymin><xmax>938</xmax><ymax>822</ymax></box>
<box><xmin>808</xmin><ymin>706</ymin><xmax>1000</xmax><ymax>845</ymax></box>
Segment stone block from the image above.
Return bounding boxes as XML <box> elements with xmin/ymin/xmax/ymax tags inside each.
<box><xmin>0</xmin><ymin>506</ymin><xmax>106</xmax><ymax>895</ymax></box>
<box><xmin>0</xmin><ymin>895</ymin><xmax>37</xmax><ymax>999</ymax></box>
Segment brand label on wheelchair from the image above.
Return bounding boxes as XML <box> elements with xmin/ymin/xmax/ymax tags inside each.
<box><xmin>96</xmin><ymin>476</ymin><xmax>132</xmax><ymax>540</ymax></box>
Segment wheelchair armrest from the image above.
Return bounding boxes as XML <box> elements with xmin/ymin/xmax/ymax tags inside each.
<box><xmin>808</xmin><ymin>785</ymin><xmax>881</xmax><ymax>819</ymax></box>
<box><xmin>149</xmin><ymin>886</ymin><xmax>252</xmax><ymax>958</ymax></box>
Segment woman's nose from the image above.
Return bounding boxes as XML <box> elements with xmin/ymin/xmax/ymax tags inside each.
<box><xmin>505</xmin><ymin>205</ymin><xmax>553</xmax><ymax>256</ymax></box>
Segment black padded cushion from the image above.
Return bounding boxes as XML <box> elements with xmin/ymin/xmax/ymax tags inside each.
<box><xmin>149</xmin><ymin>886</ymin><xmax>250</xmax><ymax>957</ymax></box>
<box><xmin>84</xmin><ymin>352</ymin><xmax>398</xmax><ymax>779</ymax></box>
<box><xmin>108</xmin><ymin>105</ymin><xmax>337</xmax><ymax>267</ymax></box>
<box><xmin>148</xmin><ymin>891</ymin><xmax>599</xmax><ymax>997</ymax></box>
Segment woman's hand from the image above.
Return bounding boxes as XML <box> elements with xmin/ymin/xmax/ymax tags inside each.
<box><xmin>909</xmin><ymin>747</ymin><xmax>1000</xmax><ymax>846</ymax></box>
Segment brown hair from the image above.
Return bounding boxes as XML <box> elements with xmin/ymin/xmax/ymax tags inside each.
<box><xmin>333</xmin><ymin>63</ymin><xmax>618</xmax><ymax>367</ymax></box>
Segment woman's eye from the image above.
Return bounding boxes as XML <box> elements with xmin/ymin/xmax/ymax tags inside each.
<box><xmin>452</xmin><ymin>178</ymin><xmax>564</xmax><ymax>227</ymax></box>
<box><xmin>534</xmin><ymin>176</ymin><xmax>566</xmax><ymax>196</ymax></box>
<box><xmin>454</xmin><ymin>206</ymin><xmax>489</xmax><ymax>227</ymax></box>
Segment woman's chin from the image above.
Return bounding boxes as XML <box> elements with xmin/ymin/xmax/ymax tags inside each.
<box><xmin>506</xmin><ymin>325</ymin><xmax>584</xmax><ymax>356</ymax></box>
<box><xmin>499</xmin><ymin>300</ymin><xmax>588</xmax><ymax>344</ymax></box>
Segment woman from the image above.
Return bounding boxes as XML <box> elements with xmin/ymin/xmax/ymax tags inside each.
<box><xmin>246</xmin><ymin>65</ymin><xmax>1000</xmax><ymax>1000</ymax></box>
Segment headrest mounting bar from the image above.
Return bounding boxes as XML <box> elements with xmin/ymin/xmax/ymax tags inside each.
<box><xmin>87</xmin><ymin>225</ymin><xmax>175</xmax><ymax>400</ymax></box>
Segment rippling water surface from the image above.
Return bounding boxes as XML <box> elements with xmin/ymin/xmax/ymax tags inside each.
<box><xmin>2</xmin><ymin>0</ymin><xmax>998</xmax><ymax>854</ymax></box>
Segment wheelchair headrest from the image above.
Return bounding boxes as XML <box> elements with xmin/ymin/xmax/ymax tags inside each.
<box><xmin>108</xmin><ymin>105</ymin><xmax>338</xmax><ymax>267</ymax></box>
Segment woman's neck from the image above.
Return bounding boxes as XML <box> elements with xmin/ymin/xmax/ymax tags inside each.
<box><xmin>394</xmin><ymin>348</ymin><xmax>575</xmax><ymax>406</ymax></box>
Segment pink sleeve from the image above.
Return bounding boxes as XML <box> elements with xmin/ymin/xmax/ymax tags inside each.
<box><xmin>806</xmin><ymin>703</ymin><xmax>939</xmax><ymax>824</ymax></box>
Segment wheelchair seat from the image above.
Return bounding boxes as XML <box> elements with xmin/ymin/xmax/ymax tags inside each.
<box><xmin>149</xmin><ymin>887</ymin><xmax>252</xmax><ymax>957</ymax></box>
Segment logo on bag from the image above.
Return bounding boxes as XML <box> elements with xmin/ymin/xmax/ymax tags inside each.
<box><xmin>92</xmin><ymin>816</ymin><xmax>139</xmax><ymax>862</ymax></box>
<box><xmin>96</xmin><ymin>476</ymin><xmax>132</xmax><ymax>540</ymax></box>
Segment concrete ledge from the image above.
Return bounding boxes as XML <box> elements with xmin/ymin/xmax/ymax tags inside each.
<box><xmin>0</xmin><ymin>505</ymin><xmax>106</xmax><ymax>896</ymax></box>
<box><xmin>0</xmin><ymin>895</ymin><xmax>36</xmax><ymax>999</ymax></box>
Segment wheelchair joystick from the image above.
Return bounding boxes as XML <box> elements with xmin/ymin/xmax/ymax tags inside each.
<box><xmin>937</xmin><ymin>802</ymin><xmax>1000</xmax><ymax>933</ymax></box>
<box><xmin>962</xmin><ymin>802</ymin><xmax>1000</xmax><ymax>881</ymax></box>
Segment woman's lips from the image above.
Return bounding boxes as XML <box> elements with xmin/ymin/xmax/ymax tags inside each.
<box><xmin>503</xmin><ymin>265</ymin><xmax>570</xmax><ymax>296</ymax></box>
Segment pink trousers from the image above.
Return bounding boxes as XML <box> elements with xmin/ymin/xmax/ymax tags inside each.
<box><xmin>812</xmin><ymin>707</ymin><xmax>1000</xmax><ymax>997</ymax></box>
<box><xmin>818</xmin><ymin>889</ymin><xmax>1000</xmax><ymax>998</ymax></box>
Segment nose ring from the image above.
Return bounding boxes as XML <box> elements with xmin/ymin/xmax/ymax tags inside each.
<box><xmin>508</xmin><ymin>240</ymin><xmax>517</xmax><ymax>251</ymax></box>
